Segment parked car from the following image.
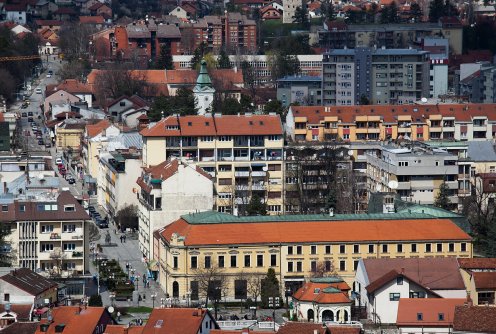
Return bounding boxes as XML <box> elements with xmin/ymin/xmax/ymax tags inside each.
<box><xmin>98</xmin><ymin>221</ymin><xmax>108</xmax><ymax>228</ymax></box>
<box><xmin>55</xmin><ymin>158</ymin><xmax>63</xmax><ymax>165</ymax></box>
<box><xmin>35</xmin><ymin>88</ymin><xmax>42</xmax><ymax>94</ymax></box>
<box><xmin>67</xmin><ymin>177</ymin><xmax>76</xmax><ymax>184</ymax></box>
<box><xmin>27</xmin><ymin>112</ymin><xmax>33</xmax><ymax>116</ymax></box>
<box><xmin>45</xmin><ymin>142</ymin><xmax>51</xmax><ymax>148</ymax></box>
<box><xmin>21</xmin><ymin>103</ymin><xmax>28</xmax><ymax>109</ymax></box>
<box><xmin>27</xmin><ymin>117</ymin><xmax>33</xmax><ymax>123</ymax></box>
<box><xmin>38</xmin><ymin>140</ymin><xmax>44</xmax><ymax>145</ymax></box>
<box><xmin>21</xmin><ymin>112</ymin><xmax>27</xmax><ymax>117</ymax></box>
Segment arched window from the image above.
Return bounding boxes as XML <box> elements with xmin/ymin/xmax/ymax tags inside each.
<box><xmin>307</xmin><ymin>309</ymin><xmax>314</xmax><ymax>322</ymax></box>
<box><xmin>322</xmin><ymin>310</ymin><xmax>334</xmax><ymax>322</ymax></box>
<box><xmin>172</xmin><ymin>281</ymin><xmax>179</xmax><ymax>298</ymax></box>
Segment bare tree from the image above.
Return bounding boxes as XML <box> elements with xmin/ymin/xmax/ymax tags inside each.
<box><xmin>311</xmin><ymin>260</ymin><xmax>337</xmax><ymax>278</ymax></box>
<box><xmin>50</xmin><ymin>248</ymin><xmax>67</xmax><ymax>277</ymax></box>
<box><xmin>93</xmin><ymin>68</ymin><xmax>151</xmax><ymax>106</ymax></box>
<box><xmin>247</xmin><ymin>273</ymin><xmax>264</xmax><ymax>315</ymax></box>
<box><xmin>192</xmin><ymin>260</ymin><xmax>228</xmax><ymax>309</ymax></box>
<box><xmin>58</xmin><ymin>22</ymin><xmax>97</xmax><ymax>61</ymax></box>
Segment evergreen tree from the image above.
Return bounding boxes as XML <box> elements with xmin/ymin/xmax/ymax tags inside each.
<box><xmin>88</xmin><ymin>294</ymin><xmax>103</xmax><ymax>307</ymax></box>
<box><xmin>380</xmin><ymin>2</ymin><xmax>399</xmax><ymax>23</ymax></box>
<box><xmin>218</xmin><ymin>97</ymin><xmax>242</xmax><ymax>115</ymax></box>
<box><xmin>261</xmin><ymin>268</ymin><xmax>280</xmax><ymax>308</ymax></box>
<box><xmin>434</xmin><ymin>179</ymin><xmax>451</xmax><ymax>210</ymax></box>
<box><xmin>321</xmin><ymin>0</ymin><xmax>335</xmax><ymax>21</ymax></box>
<box><xmin>246</xmin><ymin>194</ymin><xmax>267</xmax><ymax>216</ymax></box>
<box><xmin>292</xmin><ymin>6</ymin><xmax>310</xmax><ymax>28</ymax></box>
<box><xmin>409</xmin><ymin>2</ymin><xmax>423</xmax><ymax>22</ymax></box>
<box><xmin>191</xmin><ymin>42</ymin><xmax>208</xmax><ymax>69</ymax></box>
<box><xmin>153</xmin><ymin>43</ymin><xmax>174</xmax><ymax>70</ymax></box>
<box><xmin>218</xmin><ymin>49</ymin><xmax>232</xmax><ymax>69</ymax></box>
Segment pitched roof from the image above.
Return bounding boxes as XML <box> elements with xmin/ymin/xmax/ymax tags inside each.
<box><xmin>453</xmin><ymin>305</ymin><xmax>496</xmax><ymax>332</ymax></box>
<box><xmin>0</xmin><ymin>268</ymin><xmax>57</xmax><ymax>296</ymax></box>
<box><xmin>396</xmin><ymin>298</ymin><xmax>465</xmax><ymax>326</ymax></box>
<box><xmin>57</xmin><ymin>79</ymin><xmax>92</xmax><ymax>94</ymax></box>
<box><xmin>473</xmin><ymin>272</ymin><xmax>496</xmax><ymax>289</ymax></box>
<box><xmin>79</xmin><ymin>15</ymin><xmax>105</xmax><ymax>24</ymax></box>
<box><xmin>86</xmin><ymin>119</ymin><xmax>111</xmax><ymax>138</ymax></box>
<box><xmin>458</xmin><ymin>258</ymin><xmax>496</xmax><ymax>270</ymax></box>
<box><xmin>0</xmin><ymin>304</ymin><xmax>34</xmax><ymax>321</ymax></box>
<box><xmin>290</xmin><ymin>104</ymin><xmax>496</xmax><ymax>124</ymax></box>
<box><xmin>277</xmin><ymin>322</ymin><xmax>360</xmax><ymax>334</ymax></box>
<box><xmin>104</xmin><ymin>325</ymin><xmax>144</xmax><ymax>334</ymax></box>
<box><xmin>142</xmin><ymin>308</ymin><xmax>216</xmax><ymax>334</ymax></box>
<box><xmin>2</xmin><ymin>322</ymin><xmax>39</xmax><ymax>334</ymax></box>
<box><xmin>140</xmin><ymin>114</ymin><xmax>283</xmax><ymax>137</ymax></box>
<box><xmin>160</xmin><ymin>217</ymin><xmax>470</xmax><ymax>247</ymax></box>
<box><xmin>362</xmin><ymin>258</ymin><xmax>466</xmax><ymax>291</ymax></box>
<box><xmin>35</xmin><ymin>306</ymin><xmax>110</xmax><ymax>334</ymax></box>
<box><xmin>293</xmin><ymin>281</ymin><xmax>351</xmax><ymax>304</ymax></box>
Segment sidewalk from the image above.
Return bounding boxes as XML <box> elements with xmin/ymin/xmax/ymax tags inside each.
<box><xmin>92</xmin><ymin>228</ymin><xmax>167</xmax><ymax>308</ymax></box>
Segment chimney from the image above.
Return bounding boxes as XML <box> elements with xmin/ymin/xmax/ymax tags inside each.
<box><xmin>314</xmin><ymin>330</ymin><xmax>318</xmax><ymax>334</ymax></box>
<box><xmin>401</xmin><ymin>267</ymin><xmax>405</xmax><ymax>275</ymax></box>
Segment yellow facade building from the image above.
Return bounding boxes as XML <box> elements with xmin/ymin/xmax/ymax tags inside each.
<box><xmin>141</xmin><ymin>114</ymin><xmax>284</xmax><ymax>214</ymax></box>
<box><xmin>153</xmin><ymin>211</ymin><xmax>472</xmax><ymax>302</ymax></box>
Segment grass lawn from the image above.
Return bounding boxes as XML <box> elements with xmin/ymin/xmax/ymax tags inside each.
<box><xmin>127</xmin><ymin>306</ymin><xmax>153</xmax><ymax>313</ymax></box>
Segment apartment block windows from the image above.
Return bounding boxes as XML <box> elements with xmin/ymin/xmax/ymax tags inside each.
<box><xmin>191</xmin><ymin>256</ymin><xmax>198</xmax><ymax>269</ymax></box>
<box><xmin>311</xmin><ymin>261</ymin><xmax>317</xmax><ymax>272</ymax></box>
<box><xmin>288</xmin><ymin>246</ymin><xmax>293</xmax><ymax>255</ymax></box>
<box><xmin>397</xmin><ymin>244</ymin><xmax>403</xmax><ymax>253</ymax></box>
<box><xmin>368</xmin><ymin>244</ymin><xmax>374</xmax><ymax>254</ymax></box>
<box><xmin>339</xmin><ymin>260</ymin><xmax>346</xmax><ymax>271</ymax></box>
<box><xmin>41</xmin><ymin>225</ymin><xmax>54</xmax><ymax>233</ymax></box>
<box><xmin>461</xmin><ymin>243</ymin><xmax>467</xmax><ymax>252</ymax></box>
<box><xmin>353</xmin><ymin>245</ymin><xmax>359</xmax><ymax>254</ymax></box>
<box><xmin>339</xmin><ymin>245</ymin><xmax>346</xmax><ymax>254</ymax></box>
<box><xmin>63</xmin><ymin>243</ymin><xmax>75</xmax><ymax>251</ymax></box>
<box><xmin>389</xmin><ymin>293</ymin><xmax>400</xmax><ymax>301</ymax></box>
<box><xmin>288</xmin><ymin>262</ymin><xmax>294</xmax><ymax>272</ymax></box>
<box><xmin>325</xmin><ymin>245</ymin><xmax>331</xmax><ymax>254</ymax></box>
<box><xmin>411</xmin><ymin>244</ymin><xmax>417</xmax><ymax>253</ymax></box>
<box><xmin>205</xmin><ymin>256</ymin><xmax>211</xmax><ymax>269</ymax></box>
<box><xmin>382</xmin><ymin>244</ymin><xmax>388</xmax><ymax>253</ymax></box>
<box><xmin>354</xmin><ymin>260</ymin><xmax>359</xmax><ymax>271</ymax></box>
<box><xmin>437</xmin><ymin>243</ymin><xmax>443</xmax><ymax>252</ymax></box>
<box><xmin>449</xmin><ymin>243</ymin><xmax>455</xmax><ymax>252</ymax></box>
<box><xmin>325</xmin><ymin>260</ymin><xmax>332</xmax><ymax>271</ymax></box>
<box><xmin>230</xmin><ymin>255</ymin><xmax>237</xmax><ymax>268</ymax></box>
<box><xmin>296</xmin><ymin>261</ymin><xmax>302</xmax><ymax>272</ymax></box>
<box><xmin>311</xmin><ymin>245</ymin><xmax>317</xmax><ymax>255</ymax></box>
<box><xmin>296</xmin><ymin>246</ymin><xmax>302</xmax><ymax>255</ymax></box>
<box><xmin>425</xmin><ymin>243</ymin><xmax>432</xmax><ymax>253</ymax></box>
<box><xmin>257</xmin><ymin>254</ymin><xmax>263</xmax><ymax>267</ymax></box>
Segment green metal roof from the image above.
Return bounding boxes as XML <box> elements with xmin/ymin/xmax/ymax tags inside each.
<box><xmin>397</xmin><ymin>204</ymin><xmax>463</xmax><ymax>218</ymax></box>
<box><xmin>322</xmin><ymin>287</ymin><xmax>342</xmax><ymax>294</ymax></box>
<box><xmin>196</xmin><ymin>59</ymin><xmax>212</xmax><ymax>87</ymax></box>
<box><xmin>180</xmin><ymin>211</ymin><xmax>435</xmax><ymax>225</ymax></box>
<box><xmin>310</xmin><ymin>277</ymin><xmax>344</xmax><ymax>284</ymax></box>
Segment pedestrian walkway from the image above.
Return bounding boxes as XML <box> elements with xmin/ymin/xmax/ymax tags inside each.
<box><xmin>92</xmin><ymin>227</ymin><xmax>167</xmax><ymax>308</ymax></box>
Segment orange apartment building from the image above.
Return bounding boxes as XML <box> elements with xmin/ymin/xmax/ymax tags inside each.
<box><xmin>286</xmin><ymin>104</ymin><xmax>496</xmax><ymax>142</ymax></box>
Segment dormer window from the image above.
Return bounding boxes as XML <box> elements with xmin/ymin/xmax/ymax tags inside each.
<box><xmin>64</xmin><ymin>205</ymin><xmax>75</xmax><ymax>212</ymax></box>
<box><xmin>314</xmin><ymin>288</ymin><xmax>320</xmax><ymax>294</ymax></box>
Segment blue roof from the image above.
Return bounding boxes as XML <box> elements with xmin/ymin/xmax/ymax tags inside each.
<box><xmin>468</xmin><ymin>141</ymin><xmax>496</xmax><ymax>162</ymax></box>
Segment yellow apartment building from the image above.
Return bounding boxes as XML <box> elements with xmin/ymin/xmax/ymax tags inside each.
<box><xmin>56</xmin><ymin>121</ymin><xmax>86</xmax><ymax>152</ymax></box>
<box><xmin>153</xmin><ymin>211</ymin><xmax>472</xmax><ymax>302</ymax></box>
<box><xmin>140</xmin><ymin>114</ymin><xmax>284</xmax><ymax>215</ymax></box>
<box><xmin>286</xmin><ymin>104</ymin><xmax>496</xmax><ymax>143</ymax></box>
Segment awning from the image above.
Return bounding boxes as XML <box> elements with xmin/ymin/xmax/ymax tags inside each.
<box><xmin>148</xmin><ymin>260</ymin><xmax>159</xmax><ymax>271</ymax></box>
<box><xmin>251</xmin><ymin>163</ymin><xmax>266</xmax><ymax>167</ymax></box>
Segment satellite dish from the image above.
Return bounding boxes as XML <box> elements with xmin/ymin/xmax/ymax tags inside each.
<box><xmin>375</xmin><ymin>184</ymin><xmax>382</xmax><ymax>192</ymax></box>
<box><xmin>108</xmin><ymin>306</ymin><xmax>115</xmax><ymax>313</ymax></box>
<box><xmin>421</xmin><ymin>97</ymin><xmax>428</xmax><ymax>103</ymax></box>
<box><xmin>388</xmin><ymin>180</ymin><xmax>399</xmax><ymax>189</ymax></box>
<box><xmin>347</xmin><ymin>150</ymin><xmax>354</xmax><ymax>156</ymax></box>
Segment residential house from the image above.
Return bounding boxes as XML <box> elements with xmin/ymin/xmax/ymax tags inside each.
<box><xmin>97</xmin><ymin>149</ymin><xmax>142</xmax><ymax>217</ymax></box>
<box><xmin>0</xmin><ymin>152</ymin><xmax>53</xmax><ymax>183</ymax></box>
<box><xmin>81</xmin><ymin>119</ymin><xmax>117</xmax><ymax>179</ymax></box>
<box><xmin>55</xmin><ymin>120</ymin><xmax>86</xmax><ymax>153</ymax></box>
<box><xmin>277</xmin><ymin>322</ymin><xmax>360</xmax><ymax>334</ymax></box>
<box><xmin>79</xmin><ymin>15</ymin><xmax>105</xmax><ymax>27</ymax></box>
<box><xmin>154</xmin><ymin>211</ymin><xmax>471</xmax><ymax>301</ymax></box>
<box><xmin>35</xmin><ymin>19</ymin><xmax>63</xmax><ymax>33</ymax></box>
<box><xmin>56</xmin><ymin>80</ymin><xmax>93</xmax><ymax>108</ymax></box>
<box><xmin>458</xmin><ymin>258</ymin><xmax>496</xmax><ymax>306</ymax></box>
<box><xmin>260</xmin><ymin>5</ymin><xmax>282</xmax><ymax>20</ymax></box>
<box><xmin>292</xmin><ymin>277</ymin><xmax>352</xmax><ymax>323</ymax></box>
<box><xmin>106</xmin><ymin>95</ymin><xmax>148</xmax><ymax>125</ymax></box>
<box><xmin>0</xmin><ymin>268</ymin><xmax>58</xmax><ymax>305</ymax></box>
<box><xmin>277</xmin><ymin>75</ymin><xmax>322</xmax><ymax>107</ymax></box>
<box><xmin>53</xmin><ymin>7</ymin><xmax>77</xmax><ymax>21</ymax></box>
<box><xmin>354</xmin><ymin>257</ymin><xmax>468</xmax><ymax>324</ymax></box>
<box><xmin>453</xmin><ymin>305</ymin><xmax>496</xmax><ymax>333</ymax></box>
<box><xmin>5</xmin><ymin>4</ymin><xmax>27</xmax><ymax>24</ymax></box>
<box><xmin>34</xmin><ymin>306</ymin><xmax>114</xmax><ymax>334</ymax></box>
<box><xmin>88</xmin><ymin>2</ymin><xmax>111</xmax><ymax>19</ymax></box>
<box><xmin>396</xmin><ymin>298</ymin><xmax>466</xmax><ymax>334</ymax></box>
<box><xmin>169</xmin><ymin>5</ymin><xmax>192</xmax><ymax>20</ymax></box>
<box><xmin>136</xmin><ymin>158</ymin><xmax>213</xmax><ymax>261</ymax></box>
<box><xmin>0</xmin><ymin>191</ymin><xmax>90</xmax><ymax>276</ymax></box>
<box><xmin>140</xmin><ymin>114</ymin><xmax>284</xmax><ymax>215</ymax></box>
<box><xmin>43</xmin><ymin>88</ymin><xmax>80</xmax><ymax>117</ymax></box>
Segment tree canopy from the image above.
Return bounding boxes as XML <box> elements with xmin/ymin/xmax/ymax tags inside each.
<box><xmin>148</xmin><ymin>88</ymin><xmax>198</xmax><ymax>121</ymax></box>
<box><xmin>246</xmin><ymin>194</ymin><xmax>267</xmax><ymax>216</ymax></box>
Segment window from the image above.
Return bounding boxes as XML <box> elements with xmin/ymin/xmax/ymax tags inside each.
<box><xmin>311</xmin><ymin>261</ymin><xmax>317</xmax><ymax>272</ymax></box>
<box><xmin>353</xmin><ymin>244</ymin><xmax>359</xmax><ymax>254</ymax></box>
<box><xmin>397</xmin><ymin>277</ymin><xmax>403</xmax><ymax>285</ymax></box>
<box><xmin>191</xmin><ymin>256</ymin><xmax>198</xmax><ymax>269</ymax></box>
<box><xmin>425</xmin><ymin>243</ymin><xmax>432</xmax><ymax>253</ymax></box>
<box><xmin>389</xmin><ymin>293</ymin><xmax>400</xmax><ymax>301</ymax></box>
<box><xmin>461</xmin><ymin>243</ymin><xmax>467</xmax><ymax>252</ymax></box>
<box><xmin>234</xmin><ymin>280</ymin><xmax>247</xmax><ymax>299</ymax></box>
<box><xmin>191</xmin><ymin>281</ymin><xmax>199</xmax><ymax>300</ymax></box>
<box><xmin>411</xmin><ymin>244</ymin><xmax>417</xmax><ymax>253</ymax></box>
<box><xmin>296</xmin><ymin>261</ymin><xmax>302</xmax><ymax>272</ymax></box>
<box><xmin>437</xmin><ymin>243</ymin><xmax>443</xmax><ymax>252</ymax></box>
<box><xmin>230</xmin><ymin>255</ymin><xmax>237</xmax><ymax>267</ymax></box>
<box><xmin>311</xmin><ymin>245</ymin><xmax>317</xmax><ymax>255</ymax></box>
<box><xmin>354</xmin><ymin>260</ymin><xmax>359</xmax><ymax>271</ymax></box>
<box><xmin>63</xmin><ymin>243</ymin><xmax>75</xmax><ymax>251</ymax></box>
<box><xmin>218</xmin><ymin>256</ymin><xmax>224</xmax><ymax>268</ymax></box>
<box><xmin>397</xmin><ymin>244</ymin><xmax>403</xmax><ymax>253</ymax></box>
<box><xmin>271</xmin><ymin>254</ymin><xmax>277</xmax><ymax>267</ymax></box>
<box><xmin>288</xmin><ymin>262</ymin><xmax>293</xmax><ymax>272</ymax></box>
<box><xmin>288</xmin><ymin>246</ymin><xmax>293</xmax><ymax>255</ymax></box>
<box><xmin>173</xmin><ymin>256</ymin><xmax>178</xmax><ymax>269</ymax></box>
<box><xmin>63</xmin><ymin>224</ymin><xmax>76</xmax><ymax>233</ymax></box>
<box><xmin>4</xmin><ymin>294</ymin><xmax>9</xmax><ymax>302</ymax></box>
<box><xmin>244</xmin><ymin>255</ymin><xmax>251</xmax><ymax>267</ymax></box>
<box><xmin>41</xmin><ymin>243</ymin><xmax>54</xmax><ymax>252</ymax></box>
<box><xmin>296</xmin><ymin>246</ymin><xmax>302</xmax><ymax>255</ymax></box>
<box><xmin>41</xmin><ymin>225</ymin><xmax>54</xmax><ymax>233</ymax></box>
<box><xmin>19</xmin><ymin>204</ymin><xmax>25</xmax><ymax>212</ymax></box>
<box><xmin>368</xmin><ymin>244</ymin><xmax>374</xmax><ymax>254</ymax></box>
<box><xmin>339</xmin><ymin>260</ymin><xmax>346</xmax><ymax>271</ymax></box>
<box><xmin>410</xmin><ymin>291</ymin><xmax>426</xmax><ymax>298</ymax></box>
<box><xmin>449</xmin><ymin>243</ymin><xmax>455</xmax><ymax>252</ymax></box>
<box><xmin>325</xmin><ymin>245</ymin><xmax>331</xmax><ymax>254</ymax></box>
<box><xmin>438</xmin><ymin>313</ymin><xmax>444</xmax><ymax>321</ymax></box>
<box><xmin>1</xmin><ymin>205</ymin><xmax>7</xmax><ymax>212</ymax></box>
<box><xmin>339</xmin><ymin>245</ymin><xmax>346</xmax><ymax>254</ymax></box>
<box><xmin>417</xmin><ymin>313</ymin><xmax>423</xmax><ymax>321</ymax></box>
<box><xmin>205</xmin><ymin>256</ymin><xmax>211</xmax><ymax>269</ymax></box>
<box><xmin>382</xmin><ymin>244</ymin><xmax>388</xmax><ymax>253</ymax></box>
<box><xmin>64</xmin><ymin>205</ymin><xmax>75</xmax><ymax>212</ymax></box>
<box><xmin>257</xmin><ymin>254</ymin><xmax>263</xmax><ymax>267</ymax></box>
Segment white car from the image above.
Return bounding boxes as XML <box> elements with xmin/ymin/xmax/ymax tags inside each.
<box><xmin>35</xmin><ymin>88</ymin><xmax>42</xmax><ymax>94</ymax></box>
<box><xmin>55</xmin><ymin>158</ymin><xmax>63</xmax><ymax>165</ymax></box>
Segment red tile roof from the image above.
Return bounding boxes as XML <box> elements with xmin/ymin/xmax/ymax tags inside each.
<box><xmin>453</xmin><ymin>305</ymin><xmax>496</xmax><ymax>332</ymax></box>
<box><xmin>458</xmin><ymin>258</ymin><xmax>496</xmax><ymax>270</ymax></box>
<box><xmin>86</xmin><ymin>119</ymin><xmax>111</xmax><ymax>138</ymax></box>
<box><xmin>473</xmin><ymin>272</ymin><xmax>496</xmax><ymax>289</ymax></box>
<box><xmin>79</xmin><ymin>15</ymin><xmax>105</xmax><ymax>24</ymax></box>
<box><xmin>0</xmin><ymin>304</ymin><xmax>33</xmax><ymax>321</ymax></box>
<box><xmin>293</xmin><ymin>281</ymin><xmax>351</xmax><ymax>304</ymax></box>
<box><xmin>160</xmin><ymin>218</ymin><xmax>470</xmax><ymax>247</ymax></box>
<box><xmin>362</xmin><ymin>257</ymin><xmax>466</xmax><ymax>291</ymax></box>
<box><xmin>141</xmin><ymin>115</ymin><xmax>283</xmax><ymax>137</ymax></box>
<box><xmin>35</xmin><ymin>306</ymin><xmax>111</xmax><ymax>334</ymax></box>
<box><xmin>104</xmin><ymin>325</ymin><xmax>144</xmax><ymax>334</ymax></box>
<box><xmin>290</xmin><ymin>104</ymin><xmax>496</xmax><ymax>124</ymax></box>
<box><xmin>142</xmin><ymin>308</ymin><xmax>216</xmax><ymax>334</ymax></box>
<box><xmin>277</xmin><ymin>322</ymin><xmax>360</xmax><ymax>334</ymax></box>
<box><xmin>57</xmin><ymin>79</ymin><xmax>92</xmax><ymax>94</ymax></box>
<box><xmin>35</xmin><ymin>20</ymin><xmax>63</xmax><ymax>26</ymax></box>
<box><xmin>2</xmin><ymin>322</ymin><xmax>39</xmax><ymax>334</ymax></box>
<box><xmin>396</xmin><ymin>298</ymin><xmax>465</xmax><ymax>326</ymax></box>
<box><xmin>0</xmin><ymin>268</ymin><xmax>57</xmax><ymax>296</ymax></box>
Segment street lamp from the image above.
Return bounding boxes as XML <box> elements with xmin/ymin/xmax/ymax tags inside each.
<box><xmin>268</xmin><ymin>296</ymin><xmax>280</xmax><ymax>330</ymax></box>
<box><xmin>95</xmin><ymin>254</ymin><xmax>100</xmax><ymax>296</ymax></box>
<box><xmin>151</xmin><ymin>293</ymin><xmax>157</xmax><ymax>308</ymax></box>
<box><xmin>285</xmin><ymin>288</ymin><xmax>292</xmax><ymax>318</ymax></box>
<box><xmin>160</xmin><ymin>298</ymin><xmax>165</xmax><ymax>308</ymax></box>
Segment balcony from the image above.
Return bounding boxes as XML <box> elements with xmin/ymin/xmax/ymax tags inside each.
<box><xmin>50</xmin><ymin>233</ymin><xmax>61</xmax><ymax>240</ymax></box>
<box><xmin>72</xmin><ymin>251</ymin><xmax>83</xmax><ymax>258</ymax></box>
<box><xmin>235</xmin><ymin>171</ymin><xmax>250</xmax><ymax>177</ymax></box>
<box><xmin>252</xmin><ymin>171</ymin><xmax>266</xmax><ymax>177</ymax></box>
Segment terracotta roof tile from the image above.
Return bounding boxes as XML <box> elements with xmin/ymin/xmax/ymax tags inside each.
<box><xmin>104</xmin><ymin>325</ymin><xmax>144</xmax><ymax>334</ymax></box>
<box><xmin>2</xmin><ymin>322</ymin><xmax>39</xmax><ymax>334</ymax></box>
<box><xmin>35</xmin><ymin>306</ymin><xmax>111</xmax><ymax>334</ymax></box>
<box><xmin>86</xmin><ymin>119</ymin><xmax>111</xmax><ymax>138</ymax></box>
<box><xmin>160</xmin><ymin>218</ymin><xmax>470</xmax><ymax>247</ymax></box>
<box><xmin>453</xmin><ymin>305</ymin><xmax>496</xmax><ymax>332</ymax></box>
<box><xmin>293</xmin><ymin>281</ymin><xmax>351</xmax><ymax>304</ymax></box>
<box><xmin>458</xmin><ymin>258</ymin><xmax>496</xmax><ymax>270</ymax></box>
<box><xmin>397</xmin><ymin>298</ymin><xmax>465</xmax><ymax>326</ymax></box>
<box><xmin>57</xmin><ymin>79</ymin><xmax>92</xmax><ymax>94</ymax></box>
<box><xmin>0</xmin><ymin>304</ymin><xmax>33</xmax><ymax>321</ymax></box>
<box><xmin>363</xmin><ymin>258</ymin><xmax>466</xmax><ymax>291</ymax></box>
<box><xmin>142</xmin><ymin>308</ymin><xmax>216</xmax><ymax>334</ymax></box>
<box><xmin>473</xmin><ymin>272</ymin><xmax>496</xmax><ymax>289</ymax></box>
<box><xmin>277</xmin><ymin>322</ymin><xmax>360</xmax><ymax>334</ymax></box>
<box><xmin>79</xmin><ymin>15</ymin><xmax>105</xmax><ymax>24</ymax></box>
<box><xmin>1</xmin><ymin>268</ymin><xmax>57</xmax><ymax>296</ymax></box>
